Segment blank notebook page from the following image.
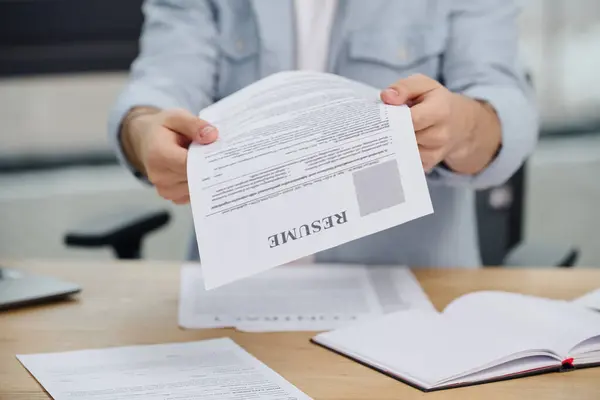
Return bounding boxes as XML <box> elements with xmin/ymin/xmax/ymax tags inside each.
<box><xmin>314</xmin><ymin>309</ymin><xmax>559</xmax><ymax>388</ymax></box>
<box><xmin>443</xmin><ymin>292</ymin><xmax>600</xmax><ymax>356</ymax></box>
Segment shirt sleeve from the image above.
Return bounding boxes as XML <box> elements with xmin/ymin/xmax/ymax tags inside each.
<box><xmin>429</xmin><ymin>0</ymin><xmax>539</xmax><ymax>190</ymax></box>
<box><xmin>107</xmin><ymin>0</ymin><xmax>219</xmax><ymax>179</ymax></box>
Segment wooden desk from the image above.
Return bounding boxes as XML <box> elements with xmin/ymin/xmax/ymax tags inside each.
<box><xmin>1</xmin><ymin>261</ymin><xmax>599</xmax><ymax>400</ymax></box>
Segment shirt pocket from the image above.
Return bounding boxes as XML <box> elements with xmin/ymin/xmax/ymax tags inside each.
<box><xmin>216</xmin><ymin>34</ymin><xmax>260</xmax><ymax>100</ymax></box>
<box><xmin>340</xmin><ymin>28</ymin><xmax>445</xmax><ymax>88</ymax></box>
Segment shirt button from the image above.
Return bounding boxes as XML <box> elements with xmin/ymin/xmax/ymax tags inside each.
<box><xmin>397</xmin><ymin>47</ymin><xmax>408</xmax><ymax>62</ymax></box>
<box><xmin>236</xmin><ymin>40</ymin><xmax>245</xmax><ymax>51</ymax></box>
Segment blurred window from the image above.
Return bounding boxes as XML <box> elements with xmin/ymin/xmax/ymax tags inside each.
<box><xmin>519</xmin><ymin>0</ymin><xmax>600</xmax><ymax>134</ymax></box>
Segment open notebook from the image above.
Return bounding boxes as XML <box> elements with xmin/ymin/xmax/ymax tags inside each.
<box><xmin>312</xmin><ymin>291</ymin><xmax>600</xmax><ymax>391</ymax></box>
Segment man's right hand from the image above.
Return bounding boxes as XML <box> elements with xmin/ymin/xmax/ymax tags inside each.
<box><xmin>120</xmin><ymin>107</ymin><xmax>219</xmax><ymax>204</ymax></box>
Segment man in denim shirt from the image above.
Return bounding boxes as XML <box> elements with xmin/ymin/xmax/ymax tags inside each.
<box><xmin>109</xmin><ymin>0</ymin><xmax>538</xmax><ymax>267</ymax></box>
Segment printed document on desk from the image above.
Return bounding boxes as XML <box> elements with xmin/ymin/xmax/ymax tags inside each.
<box><xmin>188</xmin><ymin>71</ymin><xmax>433</xmax><ymax>289</ymax></box>
<box><xmin>179</xmin><ymin>263</ymin><xmax>435</xmax><ymax>332</ymax></box>
<box><xmin>17</xmin><ymin>338</ymin><xmax>312</xmax><ymax>400</ymax></box>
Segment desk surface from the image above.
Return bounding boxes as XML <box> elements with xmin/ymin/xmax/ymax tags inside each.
<box><xmin>1</xmin><ymin>261</ymin><xmax>599</xmax><ymax>400</ymax></box>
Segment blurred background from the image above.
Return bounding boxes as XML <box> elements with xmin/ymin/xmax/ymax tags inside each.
<box><xmin>0</xmin><ymin>0</ymin><xmax>599</xmax><ymax>265</ymax></box>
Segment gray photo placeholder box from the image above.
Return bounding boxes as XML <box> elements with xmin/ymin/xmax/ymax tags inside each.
<box><xmin>352</xmin><ymin>160</ymin><xmax>405</xmax><ymax>217</ymax></box>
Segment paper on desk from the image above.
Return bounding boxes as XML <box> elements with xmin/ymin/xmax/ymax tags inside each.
<box><xmin>573</xmin><ymin>288</ymin><xmax>600</xmax><ymax>311</ymax></box>
<box><xmin>17</xmin><ymin>338</ymin><xmax>312</xmax><ymax>400</ymax></box>
<box><xmin>187</xmin><ymin>71</ymin><xmax>432</xmax><ymax>289</ymax></box>
<box><xmin>179</xmin><ymin>263</ymin><xmax>434</xmax><ymax>332</ymax></box>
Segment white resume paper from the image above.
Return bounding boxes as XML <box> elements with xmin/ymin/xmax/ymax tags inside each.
<box><xmin>188</xmin><ymin>71</ymin><xmax>433</xmax><ymax>289</ymax></box>
<box><xmin>179</xmin><ymin>263</ymin><xmax>435</xmax><ymax>332</ymax></box>
<box><xmin>17</xmin><ymin>338</ymin><xmax>312</xmax><ymax>400</ymax></box>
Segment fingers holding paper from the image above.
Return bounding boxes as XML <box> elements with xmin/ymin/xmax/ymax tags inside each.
<box><xmin>161</xmin><ymin>108</ymin><xmax>218</xmax><ymax>145</ymax></box>
<box><xmin>121</xmin><ymin>108</ymin><xmax>219</xmax><ymax>204</ymax></box>
<box><xmin>381</xmin><ymin>74</ymin><xmax>475</xmax><ymax>172</ymax></box>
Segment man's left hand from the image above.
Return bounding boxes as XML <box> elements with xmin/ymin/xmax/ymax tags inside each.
<box><xmin>380</xmin><ymin>74</ymin><xmax>501</xmax><ymax>174</ymax></box>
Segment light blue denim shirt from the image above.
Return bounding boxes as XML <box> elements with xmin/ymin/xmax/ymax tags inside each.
<box><xmin>109</xmin><ymin>0</ymin><xmax>538</xmax><ymax>267</ymax></box>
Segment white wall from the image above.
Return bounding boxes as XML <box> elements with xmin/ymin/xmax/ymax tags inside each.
<box><xmin>0</xmin><ymin>73</ymin><xmax>127</xmax><ymax>158</ymax></box>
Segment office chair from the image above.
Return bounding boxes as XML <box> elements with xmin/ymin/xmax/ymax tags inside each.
<box><xmin>64</xmin><ymin>208</ymin><xmax>170</xmax><ymax>259</ymax></box>
<box><xmin>63</xmin><ymin>162</ymin><xmax>579</xmax><ymax>266</ymax></box>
